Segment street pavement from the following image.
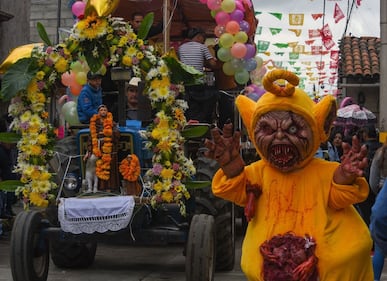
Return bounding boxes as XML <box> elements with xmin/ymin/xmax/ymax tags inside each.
<box><xmin>1</xmin><ymin>216</ymin><xmax>386</xmax><ymax>281</ymax></box>
<box><xmin>0</xmin><ymin>217</ymin><xmax>247</xmax><ymax>281</ymax></box>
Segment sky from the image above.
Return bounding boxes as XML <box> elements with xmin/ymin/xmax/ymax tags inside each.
<box><xmin>251</xmin><ymin>0</ymin><xmax>380</xmax><ymax>94</ymax></box>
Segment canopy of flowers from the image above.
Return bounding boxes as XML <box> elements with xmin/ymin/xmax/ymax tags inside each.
<box><xmin>0</xmin><ymin>3</ymin><xmax>201</xmax><ymax>215</ymax></box>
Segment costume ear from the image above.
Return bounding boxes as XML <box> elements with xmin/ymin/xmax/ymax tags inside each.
<box><xmin>235</xmin><ymin>95</ymin><xmax>257</xmax><ymax>140</ymax></box>
<box><xmin>314</xmin><ymin>95</ymin><xmax>337</xmax><ymax>142</ymax></box>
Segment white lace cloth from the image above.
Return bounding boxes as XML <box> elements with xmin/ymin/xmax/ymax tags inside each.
<box><xmin>58</xmin><ymin>196</ymin><xmax>135</xmax><ymax>234</ymax></box>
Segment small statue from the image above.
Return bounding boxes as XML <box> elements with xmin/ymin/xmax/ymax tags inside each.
<box><xmin>84</xmin><ymin>153</ymin><xmax>98</xmax><ymax>193</ymax></box>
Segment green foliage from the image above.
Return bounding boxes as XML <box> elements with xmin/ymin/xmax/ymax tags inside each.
<box><xmin>163</xmin><ymin>56</ymin><xmax>203</xmax><ymax>86</ymax></box>
<box><xmin>138</xmin><ymin>12</ymin><xmax>154</xmax><ymax>40</ymax></box>
<box><xmin>185</xmin><ymin>180</ymin><xmax>211</xmax><ymax>190</ymax></box>
<box><xmin>0</xmin><ymin>132</ymin><xmax>21</xmax><ymax>143</ymax></box>
<box><xmin>0</xmin><ymin>180</ymin><xmax>21</xmax><ymax>192</ymax></box>
<box><xmin>181</xmin><ymin>125</ymin><xmax>209</xmax><ymax>139</ymax></box>
<box><xmin>37</xmin><ymin>22</ymin><xmax>53</xmax><ymax>46</ymax></box>
<box><xmin>0</xmin><ymin>58</ymin><xmax>39</xmax><ymax>101</ymax></box>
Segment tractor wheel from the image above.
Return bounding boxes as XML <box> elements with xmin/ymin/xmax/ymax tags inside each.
<box><xmin>194</xmin><ymin>156</ymin><xmax>236</xmax><ymax>271</ymax></box>
<box><xmin>186</xmin><ymin>214</ymin><xmax>216</xmax><ymax>281</ymax></box>
<box><xmin>10</xmin><ymin>210</ymin><xmax>50</xmax><ymax>281</ymax></box>
<box><xmin>50</xmin><ymin>239</ymin><xmax>97</xmax><ymax>268</ymax></box>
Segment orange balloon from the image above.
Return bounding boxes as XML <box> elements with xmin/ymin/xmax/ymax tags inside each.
<box><xmin>85</xmin><ymin>0</ymin><xmax>120</xmax><ymax>17</ymax></box>
<box><xmin>70</xmin><ymin>81</ymin><xmax>82</xmax><ymax>96</ymax></box>
<box><xmin>225</xmin><ymin>21</ymin><xmax>240</xmax><ymax>35</ymax></box>
<box><xmin>0</xmin><ymin>43</ymin><xmax>43</xmax><ymax>74</ymax></box>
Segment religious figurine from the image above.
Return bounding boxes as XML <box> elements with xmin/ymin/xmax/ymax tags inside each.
<box><xmin>204</xmin><ymin>69</ymin><xmax>373</xmax><ymax>281</ymax></box>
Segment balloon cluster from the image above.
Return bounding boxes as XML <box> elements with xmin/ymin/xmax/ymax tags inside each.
<box><xmin>60</xmin><ymin>60</ymin><xmax>90</xmax><ymax>96</ymax></box>
<box><xmin>200</xmin><ymin>0</ymin><xmax>256</xmax><ymax>84</ymax></box>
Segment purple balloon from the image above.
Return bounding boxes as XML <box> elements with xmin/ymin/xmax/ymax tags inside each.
<box><xmin>239</xmin><ymin>20</ymin><xmax>250</xmax><ymax>33</ymax></box>
<box><xmin>244</xmin><ymin>44</ymin><xmax>256</xmax><ymax>59</ymax></box>
<box><xmin>230</xmin><ymin>9</ymin><xmax>244</xmax><ymax>22</ymax></box>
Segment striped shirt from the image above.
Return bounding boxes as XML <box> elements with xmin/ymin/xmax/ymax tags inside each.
<box><xmin>178</xmin><ymin>41</ymin><xmax>214</xmax><ymax>73</ymax></box>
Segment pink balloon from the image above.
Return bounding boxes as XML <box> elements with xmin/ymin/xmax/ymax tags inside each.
<box><xmin>214</xmin><ymin>25</ymin><xmax>226</xmax><ymax>37</ymax></box>
<box><xmin>207</xmin><ymin>0</ymin><xmax>221</xmax><ymax>10</ymax></box>
<box><xmin>231</xmin><ymin>43</ymin><xmax>247</xmax><ymax>59</ymax></box>
<box><xmin>225</xmin><ymin>21</ymin><xmax>240</xmax><ymax>34</ymax></box>
<box><xmin>235</xmin><ymin>0</ymin><xmax>245</xmax><ymax>12</ymax></box>
<box><xmin>215</xmin><ymin>11</ymin><xmax>230</xmax><ymax>26</ymax></box>
<box><xmin>61</xmin><ymin>72</ymin><xmax>72</xmax><ymax>86</ymax></box>
<box><xmin>230</xmin><ymin>9</ymin><xmax>244</xmax><ymax>22</ymax></box>
<box><xmin>72</xmin><ymin>1</ymin><xmax>86</xmax><ymax>18</ymax></box>
<box><xmin>199</xmin><ymin>0</ymin><xmax>207</xmax><ymax>4</ymax></box>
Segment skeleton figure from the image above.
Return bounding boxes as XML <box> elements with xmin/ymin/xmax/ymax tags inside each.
<box><xmin>204</xmin><ymin>69</ymin><xmax>373</xmax><ymax>281</ymax></box>
<box><xmin>84</xmin><ymin>153</ymin><xmax>98</xmax><ymax>193</ymax></box>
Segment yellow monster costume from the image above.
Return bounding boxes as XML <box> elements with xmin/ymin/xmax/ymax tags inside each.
<box><xmin>209</xmin><ymin>70</ymin><xmax>373</xmax><ymax>281</ymax></box>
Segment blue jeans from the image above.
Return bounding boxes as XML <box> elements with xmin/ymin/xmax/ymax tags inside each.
<box><xmin>373</xmin><ymin>243</ymin><xmax>385</xmax><ymax>280</ymax></box>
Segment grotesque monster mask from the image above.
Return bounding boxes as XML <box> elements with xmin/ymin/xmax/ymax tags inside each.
<box><xmin>236</xmin><ymin>69</ymin><xmax>337</xmax><ymax>172</ymax></box>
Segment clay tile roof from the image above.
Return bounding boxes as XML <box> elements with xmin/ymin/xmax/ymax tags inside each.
<box><xmin>338</xmin><ymin>36</ymin><xmax>380</xmax><ymax>83</ymax></box>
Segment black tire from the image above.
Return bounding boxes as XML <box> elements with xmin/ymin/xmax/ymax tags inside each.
<box><xmin>194</xmin><ymin>156</ymin><xmax>236</xmax><ymax>271</ymax></box>
<box><xmin>50</xmin><ymin>239</ymin><xmax>97</xmax><ymax>268</ymax></box>
<box><xmin>10</xmin><ymin>210</ymin><xmax>50</xmax><ymax>281</ymax></box>
<box><xmin>186</xmin><ymin>214</ymin><xmax>216</xmax><ymax>281</ymax></box>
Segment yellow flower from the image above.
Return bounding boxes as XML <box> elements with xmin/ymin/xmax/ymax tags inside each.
<box><xmin>137</xmin><ymin>39</ymin><xmax>144</xmax><ymax>46</ymax></box>
<box><xmin>118</xmin><ymin>36</ymin><xmax>128</xmax><ymax>47</ymax></box>
<box><xmin>153</xmin><ymin>180</ymin><xmax>163</xmax><ymax>192</ymax></box>
<box><xmin>106</xmin><ymin>33</ymin><xmax>114</xmax><ymax>41</ymax></box>
<box><xmin>77</xmin><ymin>15</ymin><xmax>108</xmax><ymax>40</ymax></box>
<box><xmin>54</xmin><ymin>57</ymin><xmax>68</xmax><ymax>73</ymax></box>
<box><xmin>161</xmin><ymin>168</ymin><xmax>174</xmax><ymax>180</ymax></box>
<box><xmin>40</xmin><ymin>171</ymin><xmax>51</xmax><ymax>181</ymax></box>
<box><xmin>30</xmin><ymin>169</ymin><xmax>41</xmax><ymax>180</ymax></box>
<box><xmin>161</xmin><ymin>191</ymin><xmax>173</xmax><ymax>203</ymax></box>
<box><xmin>37</xmin><ymin>133</ymin><xmax>48</xmax><ymax>145</ymax></box>
<box><xmin>27</xmin><ymin>80</ymin><xmax>38</xmax><ymax>95</ymax></box>
<box><xmin>122</xmin><ymin>55</ymin><xmax>132</xmax><ymax>66</ymax></box>
<box><xmin>29</xmin><ymin>191</ymin><xmax>49</xmax><ymax>208</ymax></box>
<box><xmin>157</xmin><ymin>140</ymin><xmax>171</xmax><ymax>153</ymax></box>
<box><xmin>36</xmin><ymin>71</ymin><xmax>46</xmax><ymax>80</ymax></box>
<box><xmin>126</xmin><ymin>46</ymin><xmax>137</xmax><ymax>56</ymax></box>
<box><xmin>136</xmin><ymin>52</ymin><xmax>144</xmax><ymax>60</ymax></box>
<box><xmin>30</xmin><ymin>144</ymin><xmax>42</xmax><ymax>155</ymax></box>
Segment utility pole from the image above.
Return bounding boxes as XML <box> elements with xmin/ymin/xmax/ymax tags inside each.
<box><xmin>380</xmin><ymin>0</ymin><xmax>387</xmax><ymax>133</ymax></box>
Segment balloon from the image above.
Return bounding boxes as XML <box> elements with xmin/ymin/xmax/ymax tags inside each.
<box><xmin>61</xmin><ymin>72</ymin><xmax>72</xmax><ymax>87</ymax></box>
<box><xmin>215</xmin><ymin>11</ymin><xmax>230</xmax><ymax>26</ymax></box>
<box><xmin>70</xmin><ymin>61</ymin><xmax>84</xmax><ymax>73</ymax></box>
<box><xmin>199</xmin><ymin>0</ymin><xmax>207</xmax><ymax>3</ymax></box>
<box><xmin>244</xmin><ymin>44</ymin><xmax>256</xmax><ymax>59</ymax></box>
<box><xmin>69</xmin><ymin>80</ymin><xmax>82</xmax><ymax>96</ymax></box>
<box><xmin>217</xmin><ymin>47</ymin><xmax>232</xmax><ymax>62</ymax></box>
<box><xmin>225</xmin><ymin>21</ymin><xmax>240</xmax><ymax>34</ymax></box>
<box><xmin>76</xmin><ymin>71</ymin><xmax>87</xmax><ymax>85</ymax></box>
<box><xmin>62</xmin><ymin>101</ymin><xmax>80</xmax><ymax>126</ymax></box>
<box><xmin>72</xmin><ymin>1</ymin><xmax>86</xmax><ymax>18</ymax></box>
<box><xmin>85</xmin><ymin>0</ymin><xmax>120</xmax><ymax>17</ymax></box>
<box><xmin>244</xmin><ymin>58</ymin><xmax>257</xmax><ymax>71</ymax></box>
<box><xmin>222</xmin><ymin>61</ymin><xmax>236</xmax><ymax>76</ymax></box>
<box><xmin>255</xmin><ymin>56</ymin><xmax>264</xmax><ymax>69</ymax></box>
<box><xmin>239</xmin><ymin>20</ymin><xmax>250</xmax><ymax>33</ymax></box>
<box><xmin>221</xmin><ymin>0</ymin><xmax>236</xmax><ymax>13</ymax></box>
<box><xmin>234</xmin><ymin>69</ymin><xmax>250</xmax><ymax>85</ymax></box>
<box><xmin>219</xmin><ymin>33</ymin><xmax>234</xmax><ymax>48</ymax></box>
<box><xmin>234</xmin><ymin>31</ymin><xmax>248</xmax><ymax>43</ymax></box>
<box><xmin>214</xmin><ymin>25</ymin><xmax>226</xmax><ymax>37</ymax></box>
<box><xmin>230</xmin><ymin>57</ymin><xmax>244</xmax><ymax>70</ymax></box>
<box><xmin>207</xmin><ymin>0</ymin><xmax>221</xmax><ymax>10</ymax></box>
<box><xmin>235</xmin><ymin>0</ymin><xmax>245</xmax><ymax>11</ymax></box>
<box><xmin>231</xmin><ymin>43</ymin><xmax>247</xmax><ymax>59</ymax></box>
<box><xmin>230</xmin><ymin>9</ymin><xmax>244</xmax><ymax>22</ymax></box>
<box><xmin>0</xmin><ymin>43</ymin><xmax>44</xmax><ymax>74</ymax></box>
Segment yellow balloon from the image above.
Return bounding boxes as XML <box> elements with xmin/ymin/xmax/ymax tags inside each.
<box><xmin>0</xmin><ymin>43</ymin><xmax>43</xmax><ymax>74</ymax></box>
<box><xmin>85</xmin><ymin>0</ymin><xmax>120</xmax><ymax>17</ymax></box>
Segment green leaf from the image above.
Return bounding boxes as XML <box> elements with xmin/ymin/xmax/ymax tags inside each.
<box><xmin>181</xmin><ymin>125</ymin><xmax>209</xmax><ymax>139</ymax></box>
<box><xmin>138</xmin><ymin>12</ymin><xmax>154</xmax><ymax>40</ymax></box>
<box><xmin>163</xmin><ymin>56</ymin><xmax>203</xmax><ymax>85</ymax></box>
<box><xmin>185</xmin><ymin>180</ymin><xmax>211</xmax><ymax>190</ymax></box>
<box><xmin>0</xmin><ymin>132</ymin><xmax>21</xmax><ymax>143</ymax></box>
<box><xmin>37</xmin><ymin>22</ymin><xmax>53</xmax><ymax>46</ymax></box>
<box><xmin>0</xmin><ymin>180</ymin><xmax>22</xmax><ymax>192</ymax></box>
<box><xmin>0</xmin><ymin>58</ymin><xmax>39</xmax><ymax>101</ymax></box>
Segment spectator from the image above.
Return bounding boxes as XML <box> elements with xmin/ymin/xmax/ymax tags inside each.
<box><xmin>130</xmin><ymin>12</ymin><xmax>163</xmax><ymax>39</ymax></box>
<box><xmin>126</xmin><ymin>77</ymin><xmax>140</xmax><ymax>120</ymax></box>
<box><xmin>77</xmin><ymin>71</ymin><xmax>103</xmax><ymax>124</ymax></box>
<box><xmin>178</xmin><ymin>27</ymin><xmax>219</xmax><ymax>123</ymax></box>
<box><xmin>356</xmin><ymin>124</ymin><xmax>381</xmax><ymax>226</ymax></box>
<box><xmin>369</xmin><ymin>137</ymin><xmax>387</xmax><ymax>281</ymax></box>
<box><xmin>330</xmin><ymin>127</ymin><xmax>344</xmax><ymax>160</ymax></box>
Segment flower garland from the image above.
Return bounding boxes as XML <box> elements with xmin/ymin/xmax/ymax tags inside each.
<box><xmin>119</xmin><ymin>154</ymin><xmax>141</xmax><ymax>182</ymax></box>
<box><xmin>89</xmin><ymin>112</ymin><xmax>113</xmax><ymax>180</ymax></box>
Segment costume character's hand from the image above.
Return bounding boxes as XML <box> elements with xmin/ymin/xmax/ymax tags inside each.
<box><xmin>333</xmin><ymin>135</ymin><xmax>368</xmax><ymax>185</ymax></box>
<box><xmin>204</xmin><ymin>122</ymin><xmax>245</xmax><ymax>178</ymax></box>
